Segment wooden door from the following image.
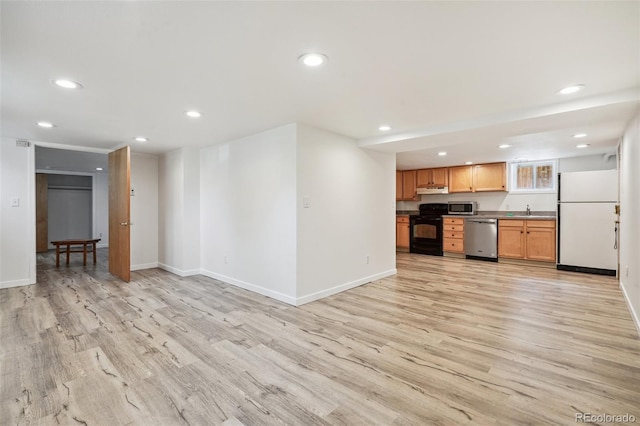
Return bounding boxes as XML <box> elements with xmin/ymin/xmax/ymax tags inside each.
<box><xmin>474</xmin><ymin>163</ymin><xmax>506</xmax><ymax>192</ymax></box>
<box><xmin>498</xmin><ymin>220</ymin><xmax>525</xmax><ymax>258</ymax></box>
<box><xmin>36</xmin><ymin>173</ymin><xmax>48</xmax><ymax>252</ymax></box>
<box><xmin>448</xmin><ymin>166</ymin><xmax>473</xmax><ymax>193</ymax></box>
<box><xmin>109</xmin><ymin>146</ymin><xmax>131</xmax><ymax>282</ymax></box>
<box><xmin>402</xmin><ymin>170</ymin><xmax>417</xmax><ymax>200</ymax></box>
<box><xmin>396</xmin><ymin>171</ymin><xmax>403</xmax><ymax>201</ymax></box>
<box><xmin>525</xmin><ymin>220</ymin><xmax>556</xmax><ymax>262</ymax></box>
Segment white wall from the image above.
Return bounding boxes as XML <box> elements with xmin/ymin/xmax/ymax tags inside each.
<box><xmin>199</xmin><ymin>124</ymin><xmax>298</xmax><ymax>304</ymax></box>
<box><xmin>182</xmin><ymin>148</ymin><xmax>201</xmax><ymax>273</ymax></box>
<box><xmin>0</xmin><ymin>139</ymin><xmax>35</xmax><ymax>288</ymax></box>
<box><xmin>619</xmin><ymin>111</ymin><xmax>640</xmax><ymax>334</ymax></box>
<box><xmin>296</xmin><ymin>124</ymin><xmax>397</xmax><ymax>304</ymax></box>
<box><xmin>131</xmin><ymin>153</ymin><xmax>159</xmax><ymax>270</ymax></box>
<box><xmin>558</xmin><ymin>153</ymin><xmax>617</xmax><ymax>173</ymax></box>
<box><xmin>158</xmin><ymin>149</ymin><xmax>184</xmax><ymax>273</ymax></box>
<box><xmin>397</xmin><ymin>191</ymin><xmax>557</xmax><ymax>213</ymax></box>
<box><xmin>95</xmin><ymin>172</ymin><xmax>108</xmax><ymax>247</ymax></box>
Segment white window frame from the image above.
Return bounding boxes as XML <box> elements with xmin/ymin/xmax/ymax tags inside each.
<box><xmin>509</xmin><ymin>160</ymin><xmax>557</xmax><ymax>194</ymax></box>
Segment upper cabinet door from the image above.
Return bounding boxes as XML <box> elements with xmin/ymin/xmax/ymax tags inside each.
<box><xmin>416</xmin><ymin>169</ymin><xmax>431</xmax><ymax>187</ymax></box>
<box><xmin>474</xmin><ymin>163</ymin><xmax>506</xmax><ymax>192</ymax></box>
<box><xmin>402</xmin><ymin>170</ymin><xmax>417</xmax><ymax>200</ymax></box>
<box><xmin>431</xmin><ymin>167</ymin><xmax>448</xmax><ymax>187</ymax></box>
<box><xmin>448</xmin><ymin>166</ymin><xmax>473</xmax><ymax>193</ymax></box>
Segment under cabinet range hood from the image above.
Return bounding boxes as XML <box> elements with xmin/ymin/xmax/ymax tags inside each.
<box><xmin>416</xmin><ymin>186</ymin><xmax>449</xmax><ymax>195</ymax></box>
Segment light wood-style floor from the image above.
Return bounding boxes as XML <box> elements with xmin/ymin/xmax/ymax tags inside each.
<box><xmin>1</xmin><ymin>250</ymin><xmax>639</xmax><ymax>425</ymax></box>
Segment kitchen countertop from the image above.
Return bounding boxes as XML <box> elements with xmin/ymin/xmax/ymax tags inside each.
<box><xmin>396</xmin><ymin>210</ymin><xmax>419</xmax><ymax>216</ymax></box>
<box><xmin>442</xmin><ymin>211</ymin><xmax>556</xmax><ymax>220</ymax></box>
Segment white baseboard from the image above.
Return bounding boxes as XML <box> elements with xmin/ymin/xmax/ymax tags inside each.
<box><xmin>131</xmin><ymin>262</ymin><xmax>158</xmax><ymax>271</ymax></box>
<box><xmin>158</xmin><ymin>263</ymin><xmax>199</xmax><ymax>277</ymax></box>
<box><xmin>620</xmin><ymin>280</ymin><xmax>640</xmax><ymax>338</ymax></box>
<box><xmin>97</xmin><ymin>243</ymin><xmax>108</xmax><ymax>249</ymax></box>
<box><xmin>0</xmin><ymin>278</ymin><xmax>35</xmax><ymax>289</ymax></box>
<box><xmin>199</xmin><ymin>268</ymin><xmax>398</xmax><ymax>307</ymax></box>
<box><xmin>200</xmin><ymin>269</ymin><xmax>297</xmax><ymax>305</ymax></box>
<box><xmin>295</xmin><ymin>269</ymin><xmax>397</xmax><ymax>306</ymax></box>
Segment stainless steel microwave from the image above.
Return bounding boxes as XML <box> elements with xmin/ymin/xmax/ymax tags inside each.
<box><xmin>448</xmin><ymin>201</ymin><xmax>477</xmax><ymax>215</ymax></box>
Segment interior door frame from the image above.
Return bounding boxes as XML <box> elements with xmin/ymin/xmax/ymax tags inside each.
<box><xmin>29</xmin><ymin>142</ymin><xmax>114</xmax><ymax>279</ymax></box>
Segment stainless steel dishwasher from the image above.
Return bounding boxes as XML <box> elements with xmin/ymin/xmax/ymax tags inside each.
<box><xmin>464</xmin><ymin>218</ymin><xmax>498</xmax><ymax>261</ymax></box>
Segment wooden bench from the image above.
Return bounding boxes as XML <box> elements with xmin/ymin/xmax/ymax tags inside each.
<box><xmin>51</xmin><ymin>239</ymin><xmax>101</xmax><ymax>267</ymax></box>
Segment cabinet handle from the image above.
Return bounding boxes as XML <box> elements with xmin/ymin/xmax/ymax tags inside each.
<box><xmin>520</xmin><ymin>231</ymin><xmax>523</xmax><ymax>234</ymax></box>
<box><xmin>527</xmin><ymin>231</ymin><xmax>530</xmax><ymax>234</ymax></box>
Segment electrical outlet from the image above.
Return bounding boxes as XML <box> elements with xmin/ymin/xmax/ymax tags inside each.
<box><xmin>99</xmin><ymin>232</ymin><xmax>102</xmax><ymax>237</ymax></box>
<box><xmin>10</xmin><ymin>198</ymin><xmax>20</xmax><ymax>207</ymax></box>
<box><xmin>365</xmin><ymin>255</ymin><xmax>370</xmax><ymax>264</ymax></box>
<box><xmin>130</xmin><ymin>188</ymin><xmax>136</xmax><ymax>196</ymax></box>
<box><xmin>224</xmin><ymin>255</ymin><xmax>228</xmax><ymax>264</ymax></box>
<box><xmin>303</xmin><ymin>195</ymin><xmax>311</xmax><ymax>208</ymax></box>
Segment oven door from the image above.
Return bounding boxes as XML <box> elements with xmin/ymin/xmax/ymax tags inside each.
<box><xmin>410</xmin><ymin>216</ymin><xmax>443</xmax><ymax>256</ymax></box>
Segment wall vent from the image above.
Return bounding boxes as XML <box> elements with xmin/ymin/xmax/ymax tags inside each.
<box><xmin>16</xmin><ymin>140</ymin><xmax>30</xmax><ymax>147</ymax></box>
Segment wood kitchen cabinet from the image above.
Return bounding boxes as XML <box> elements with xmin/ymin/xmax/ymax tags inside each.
<box><xmin>449</xmin><ymin>162</ymin><xmax>507</xmax><ymax>193</ymax></box>
<box><xmin>474</xmin><ymin>162</ymin><xmax>506</xmax><ymax>192</ymax></box>
<box><xmin>498</xmin><ymin>219</ymin><xmax>556</xmax><ymax>262</ymax></box>
<box><xmin>396</xmin><ymin>215</ymin><xmax>410</xmax><ymax>249</ymax></box>
<box><xmin>448</xmin><ymin>166</ymin><xmax>474</xmax><ymax>193</ymax></box>
<box><xmin>443</xmin><ymin>217</ymin><xmax>464</xmax><ymax>253</ymax></box>
<box><xmin>396</xmin><ymin>170</ymin><xmax>417</xmax><ymax>201</ymax></box>
<box><xmin>498</xmin><ymin>220</ymin><xmax>525</xmax><ymax>258</ymax></box>
<box><xmin>416</xmin><ymin>167</ymin><xmax>448</xmax><ymax>188</ymax></box>
<box><xmin>525</xmin><ymin>221</ymin><xmax>556</xmax><ymax>262</ymax></box>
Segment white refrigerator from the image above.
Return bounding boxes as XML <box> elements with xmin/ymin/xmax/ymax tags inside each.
<box><xmin>557</xmin><ymin>169</ymin><xmax>618</xmax><ymax>275</ymax></box>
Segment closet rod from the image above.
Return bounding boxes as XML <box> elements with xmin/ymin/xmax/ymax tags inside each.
<box><xmin>48</xmin><ymin>186</ymin><xmax>92</xmax><ymax>191</ymax></box>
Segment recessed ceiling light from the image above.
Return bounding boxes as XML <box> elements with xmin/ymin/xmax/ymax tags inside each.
<box><xmin>498</xmin><ymin>144</ymin><xmax>511</xmax><ymax>149</ymax></box>
<box><xmin>573</xmin><ymin>133</ymin><xmax>587</xmax><ymax>138</ymax></box>
<box><xmin>438</xmin><ymin>152</ymin><xmax>447</xmax><ymax>156</ymax></box>
<box><xmin>558</xmin><ymin>84</ymin><xmax>585</xmax><ymax>95</ymax></box>
<box><xmin>298</xmin><ymin>53</ymin><xmax>328</xmax><ymax>67</ymax></box>
<box><xmin>96</xmin><ymin>167</ymin><xmax>103</xmax><ymax>171</ymax></box>
<box><xmin>185</xmin><ymin>110</ymin><xmax>202</xmax><ymax>118</ymax></box>
<box><xmin>134</xmin><ymin>137</ymin><xmax>148</xmax><ymax>142</ymax></box>
<box><xmin>378</xmin><ymin>125</ymin><xmax>391</xmax><ymax>131</ymax></box>
<box><xmin>36</xmin><ymin>121</ymin><xmax>55</xmax><ymax>128</ymax></box>
<box><xmin>465</xmin><ymin>161</ymin><xmax>473</xmax><ymax>165</ymax></box>
<box><xmin>576</xmin><ymin>144</ymin><xmax>590</xmax><ymax>148</ymax></box>
<box><xmin>53</xmin><ymin>79</ymin><xmax>82</xmax><ymax>89</ymax></box>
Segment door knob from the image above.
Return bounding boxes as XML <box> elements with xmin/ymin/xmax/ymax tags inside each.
<box><xmin>120</xmin><ymin>221</ymin><xmax>129</xmax><ymax>226</ymax></box>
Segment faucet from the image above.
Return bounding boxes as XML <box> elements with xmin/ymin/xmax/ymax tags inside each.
<box><xmin>526</xmin><ymin>204</ymin><xmax>531</xmax><ymax>216</ymax></box>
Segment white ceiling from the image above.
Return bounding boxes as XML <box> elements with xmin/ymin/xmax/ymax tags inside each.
<box><xmin>2</xmin><ymin>1</ymin><xmax>639</xmax><ymax>169</ymax></box>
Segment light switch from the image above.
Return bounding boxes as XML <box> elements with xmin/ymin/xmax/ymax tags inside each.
<box><xmin>10</xmin><ymin>198</ymin><xmax>20</xmax><ymax>207</ymax></box>
<box><xmin>130</xmin><ymin>188</ymin><xmax>135</xmax><ymax>196</ymax></box>
<box><xmin>303</xmin><ymin>195</ymin><xmax>311</xmax><ymax>208</ymax></box>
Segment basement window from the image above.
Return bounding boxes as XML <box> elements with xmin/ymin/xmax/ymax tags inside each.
<box><xmin>509</xmin><ymin>160</ymin><xmax>557</xmax><ymax>193</ymax></box>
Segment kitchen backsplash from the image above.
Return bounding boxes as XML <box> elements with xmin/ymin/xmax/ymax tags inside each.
<box><xmin>396</xmin><ymin>191</ymin><xmax>557</xmax><ymax>212</ymax></box>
